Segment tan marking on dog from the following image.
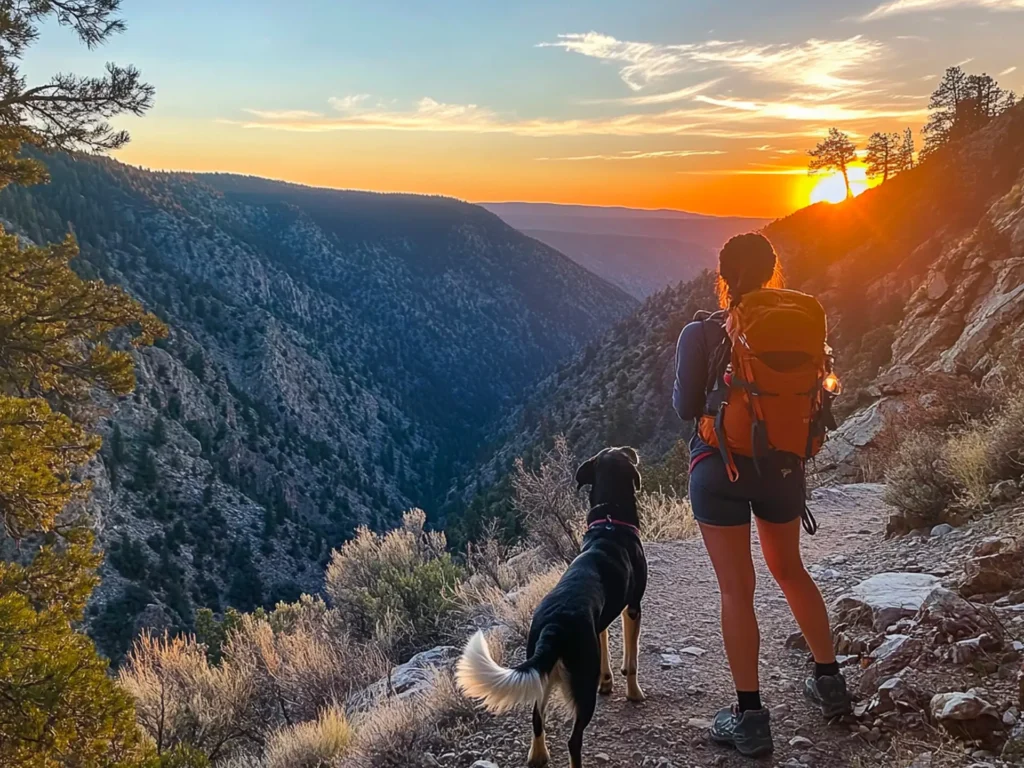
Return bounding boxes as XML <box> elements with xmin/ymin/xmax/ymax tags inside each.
<box><xmin>621</xmin><ymin>609</ymin><xmax>646</xmax><ymax>702</ymax></box>
<box><xmin>598</xmin><ymin>628</ymin><xmax>613</xmax><ymax>695</ymax></box>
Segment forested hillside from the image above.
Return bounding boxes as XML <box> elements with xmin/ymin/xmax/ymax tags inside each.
<box><xmin>0</xmin><ymin>155</ymin><xmax>635</xmax><ymax>658</ymax></box>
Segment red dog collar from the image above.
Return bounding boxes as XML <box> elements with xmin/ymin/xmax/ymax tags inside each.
<box><xmin>588</xmin><ymin>515</ymin><xmax>641</xmax><ymax>538</ymax></box>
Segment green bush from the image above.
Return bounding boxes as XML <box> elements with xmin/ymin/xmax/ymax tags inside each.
<box><xmin>324</xmin><ymin>509</ymin><xmax>464</xmax><ymax>659</ymax></box>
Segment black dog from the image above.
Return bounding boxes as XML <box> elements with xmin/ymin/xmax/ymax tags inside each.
<box><xmin>456</xmin><ymin>447</ymin><xmax>648</xmax><ymax>768</ymax></box>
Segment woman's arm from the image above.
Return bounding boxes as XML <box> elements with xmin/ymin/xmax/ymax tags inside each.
<box><xmin>672</xmin><ymin>321</ymin><xmax>708</xmax><ymax>421</ymax></box>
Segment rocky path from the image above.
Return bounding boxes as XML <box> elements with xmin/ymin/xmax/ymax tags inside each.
<box><xmin>452</xmin><ymin>484</ymin><xmax>897</xmax><ymax>768</ymax></box>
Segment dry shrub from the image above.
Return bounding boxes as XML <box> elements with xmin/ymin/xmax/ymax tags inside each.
<box><xmin>120</xmin><ymin>599</ymin><xmax>387</xmax><ymax>765</ymax></box>
<box><xmin>119</xmin><ymin>633</ymin><xmax>262</xmax><ymax>763</ymax></box>
<box><xmin>224</xmin><ymin>606</ymin><xmax>386</xmax><ymax>728</ymax></box>
<box><xmin>639</xmin><ymin>490</ymin><xmax>697</xmax><ymax>542</ymax></box>
<box><xmin>883</xmin><ymin>431</ymin><xmax>958</xmax><ymax>529</ymax></box>
<box><xmin>263</xmin><ymin>707</ymin><xmax>353</xmax><ymax>768</ymax></box>
<box><xmin>325</xmin><ymin>509</ymin><xmax>465</xmax><ymax>659</ymax></box>
<box><xmin>988</xmin><ymin>395</ymin><xmax>1024</xmax><ymax>481</ymax></box>
<box><xmin>351</xmin><ymin>669</ymin><xmax>477</xmax><ymax>768</ymax></box>
<box><xmin>868</xmin><ymin>376</ymin><xmax>996</xmax><ymax>478</ymax></box>
<box><xmin>513</xmin><ymin>435</ymin><xmax>586</xmax><ymax>566</ymax></box>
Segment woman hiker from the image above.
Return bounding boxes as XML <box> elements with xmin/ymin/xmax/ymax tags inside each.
<box><xmin>672</xmin><ymin>232</ymin><xmax>852</xmax><ymax>758</ymax></box>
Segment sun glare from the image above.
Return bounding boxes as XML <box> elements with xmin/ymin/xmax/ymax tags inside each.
<box><xmin>810</xmin><ymin>166</ymin><xmax>869</xmax><ymax>205</ymax></box>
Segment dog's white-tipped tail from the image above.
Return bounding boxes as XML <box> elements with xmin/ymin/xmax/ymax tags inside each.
<box><xmin>455</xmin><ymin>631</ymin><xmax>545</xmax><ymax>713</ymax></box>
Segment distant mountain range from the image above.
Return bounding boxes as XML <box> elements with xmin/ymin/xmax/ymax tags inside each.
<box><xmin>482</xmin><ymin>202</ymin><xmax>769</xmax><ymax>298</ymax></box>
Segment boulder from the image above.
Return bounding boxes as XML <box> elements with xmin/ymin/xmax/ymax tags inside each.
<box><xmin>1003</xmin><ymin>720</ymin><xmax>1024</xmax><ymax>761</ymax></box>
<box><xmin>917</xmin><ymin>586</ymin><xmax>1004</xmax><ymax>642</ymax></box>
<box><xmin>950</xmin><ymin>634</ymin><xmax>1002</xmax><ymax>664</ymax></box>
<box><xmin>870</xmin><ymin>674</ymin><xmax>926</xmax><ymax>714</ymax></box>
<box><xmin>931</xmin><ymin>523</ymin><xmax>955</xmax><ymax>538</ymax></box>
<box><xmin>975</xmin><ymin>536</ymin><xmax>1015</xmax><ymax>558</ymax></box>
<box><xmin>991</xmin><ymin>479</ymin><xmax>1020</xmax><ymax>504</ymax></box>
<box><xmin>833</xmin><ymin>573</ymin><xmax>941</xmax><ymax>631</ymax></box>
<box><xmin>961</xmin><ymin>548</ymin><xmax>1024</xmax><ymax>598</ymax></box>
<box><xmin>349</xmin><ymin>645</ymin><xmax>459</xmax><ymax>711</ymax></box>
<box><xmin>860</xmin><ymin>635</ymin><xmax>926</xmax><ymax>694</ymax></box>
<box><xmin>930</xmin><ymin>691</ymin><xmax>1003</xmax><ymax>743</ymax></box>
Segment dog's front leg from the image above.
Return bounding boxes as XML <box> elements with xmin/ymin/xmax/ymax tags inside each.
<box><xmin>598</xmin><ymin>629</ymin><xmax>613</xmax><ymax>695</ymax></box>
<box><xmin>621</xmin><ymin>607</ymin><xmax>646</xmax><ymax>702</ymax></box>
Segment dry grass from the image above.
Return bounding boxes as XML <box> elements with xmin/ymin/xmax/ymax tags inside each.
<box><xmin>944</xmin><ymin>429</ymin><xmax>991</xmax><ymax>508</ymax></box>
<box><xmin>351</xmin><ymin>668</ymin><xmax>478</xmax><ymax>768</ymax></box>
<box><xmin>639</xmin><ymin>490</ymin><xmax>698</xmax><ymax>542</ymax></box>
<box><xmin>263</xmin><ymin>707</ymin><xmax>353</xmax><ymax>768</ymax></box>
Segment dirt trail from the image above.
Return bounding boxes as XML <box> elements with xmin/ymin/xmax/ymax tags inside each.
<box><xmin>456</xmin><ymin>484</ymin><xmax>893</xmax><ymax>768</ymax></box>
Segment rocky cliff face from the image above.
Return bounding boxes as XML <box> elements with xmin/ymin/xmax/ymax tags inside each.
<box><xmin>0</xmin><ymin>155</ymin><xmax>636</xmax><ymax>657</ymax></box>
<box><xmin>807</xmin><ymin>105</ymin><xmax>1024</xmax><ymax>476</ymax></box>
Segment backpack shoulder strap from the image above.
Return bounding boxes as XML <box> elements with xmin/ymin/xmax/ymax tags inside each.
<box><xmin>696</xmin><ymin>310</ymin><xmax>731</xmax><ymax>410</ymax></box>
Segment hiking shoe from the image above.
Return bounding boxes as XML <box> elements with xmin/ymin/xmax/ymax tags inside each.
<box><xmin>804</xmin><ymin>673</ymin><xmax>853</xmax><ymax>718</ymax></box>
<box><xmin>709</xmin><ymin>705</ymin><xmax>774</xmax><ymax>757</ymax></box>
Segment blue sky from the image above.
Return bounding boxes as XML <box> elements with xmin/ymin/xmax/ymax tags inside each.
<box><xmin>27</xmin><ymin>0</ymin><xmax>1024</xmax><ymax>216</ymax></box>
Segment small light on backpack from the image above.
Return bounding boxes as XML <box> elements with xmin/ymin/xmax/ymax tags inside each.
<box><xmin>823</xmin><ymin>372</ymin><xmax>841</xmax><ymax>395</ymax></box>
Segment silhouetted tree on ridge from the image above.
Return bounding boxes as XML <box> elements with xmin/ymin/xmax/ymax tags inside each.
<box><xmin>808</xmin><ymin>128</ymin><xmax>858</xmax><ymax>199</ymax></box>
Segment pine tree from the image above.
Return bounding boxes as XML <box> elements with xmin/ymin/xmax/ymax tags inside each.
<box><xmin>808</xmin><ymin>128</ymin><xmax>858</xmax><ymax>199</ymax></box>
<box><xmin>0</xmin><ymin>3</ymin><xmax>163</xmax><ymax>764</ymax></box>
<box><xmin>898</xmin><ymin>127</ymin><xmax>916</xmax><ymax>172</ymax></box>
<box><xmin>865</xmin><ymin>132</ymin><xmax>901</xmax><ymax>182</ymax></box>
<box><xmin>923</xmin><ymin>66</ymin><xmax>1016</xmax><ymax>157</ymax></box>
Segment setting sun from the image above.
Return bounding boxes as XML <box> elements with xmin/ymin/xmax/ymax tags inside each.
<box><xmin>810</xmin><ymin>166</ymin><xmax>870</xmax><ymax>205</ymax></box>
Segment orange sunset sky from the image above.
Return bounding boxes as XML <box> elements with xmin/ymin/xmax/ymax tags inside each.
<box><xmin>33</xmin><ymin>0</ymin><xmax>1023</xmax><ymax>218</ymax></box>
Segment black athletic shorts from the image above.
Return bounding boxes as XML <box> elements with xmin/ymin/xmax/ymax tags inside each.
<box><xmin>689</xmin><ymin>452</ymin><xmax>805</xmax><ymax>527</ymax></box>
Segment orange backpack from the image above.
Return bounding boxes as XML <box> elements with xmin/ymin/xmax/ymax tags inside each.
<box><xmin>698</xmin><ymin>288</ymin><xmax>836</xmax><ymax>483</ymax></box>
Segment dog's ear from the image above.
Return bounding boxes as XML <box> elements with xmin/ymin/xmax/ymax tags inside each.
<box><xmin>621</xmin><ymin>447</ymin><xmax>639</xmax><ymax>466</ymax></box>
<box><xmin>631</xmin><ymin>466</ymin><xmax>642</xmax><ymax>492</ymax></box>
<box><xmin>575</xmin><ymin>457</ymin><xmax>597</xmax><ymax>490</ymax></box>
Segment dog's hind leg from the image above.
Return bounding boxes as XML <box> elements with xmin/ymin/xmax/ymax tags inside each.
<box><xmin>598</xmin><ymin>629</ymin><xmax>613</xmax><ymax>695</ymax></box>
<box><xmin>567</xmin><ymin>679</ymin><xmax>598</xmax><ymax>768</ymax></box>
<box><xmin>621</xmin><ymin>608</ymin><xmax>646</xmax><ymax>702</ymax></box>
<box><xmin>528</xmin><ymin>676</ymin><xmax>554</xmax><ymax>768</ymax></box>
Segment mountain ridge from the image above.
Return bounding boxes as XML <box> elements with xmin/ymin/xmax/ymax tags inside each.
<box><xmin>0</xmin><ymin>153</ymin><xmax>636</xmax><ymax>657</ymax></box>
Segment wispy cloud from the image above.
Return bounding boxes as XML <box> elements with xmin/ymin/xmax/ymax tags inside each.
<box><xmin>693</xmin><ymin>94</ymin><xmax>927</xmax><ymax>123</ymax></box>
<box><xmin>862</xmin><ymin>0</ymin><xmax>1024</xmax><ymax>21</ymax></box>
<box><xmin>1000</xmin><ymin>65</ymin><xmax>1018</xmax><ymax>75</ymax></box>
<box><xmin>751</xmin><ymin>144</ymin><xmax>800</xmax><ymax>154</ymax></box>
<box><xmin>539</xmin><ymin>32</ymin><xmax>885</xmax><ymax>92</ymax></box>
<box><xmin>677</xmin><ymin>167</ymin><xmax>809</xmax><ymax>176</ymax></box>
<box><xmin>243</xmin><ymin>109</ymin><xmax>323</xmax><ymax>120</ymax></box>
<box><xmin>328</xmin><ymin>94</ymin><xmax>372</xmax><ymax>111</ymax></box>
<box><xmin>538</xmin><ymin>149</ymin><xmax>727</xmax><ymax>161</ymax></box>
<box><xmin>225</xmin><ymin>91</ymin><xmax>925</xmax><ymax>143</ymax></box>
<box><xmin>581</xmin><ymin>78</ymin><xmax>724</xmax><ymax>106</ymax></box>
